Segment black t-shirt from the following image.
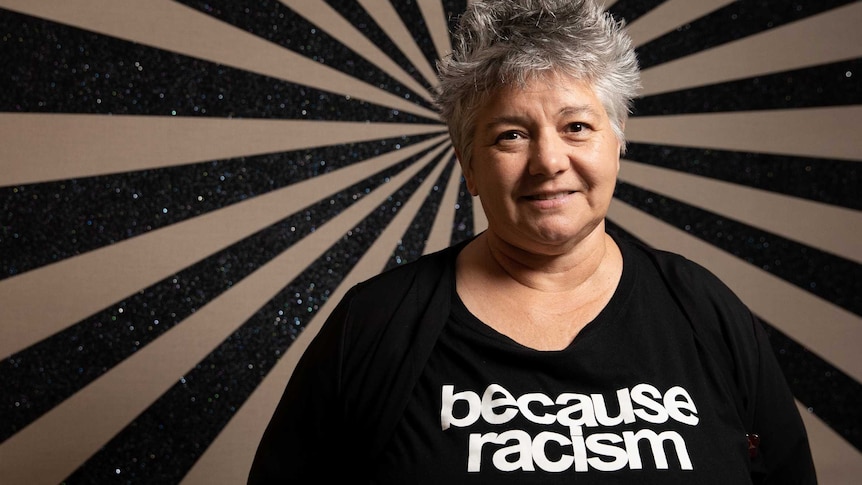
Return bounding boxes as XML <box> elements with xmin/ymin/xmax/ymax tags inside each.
<box><xmin>372</xmin><ymin>241</ymin><xmax>753</xmax><ymax>484</ymax></box>
<box><xmin>250</xmin><ymin>236</ymin><xmax>814</xmax><ymax>484</ymax></box>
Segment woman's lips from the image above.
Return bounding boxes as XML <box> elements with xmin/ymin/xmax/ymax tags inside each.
<box><xmin>521</xmin><ymin>191</ymin><xmax>577</xmax><ymax>209</ymax></box>
<box><xmin>525</xmin><ymin>191</ymin><xmax>575</xmax><ymax>201</ymax></box>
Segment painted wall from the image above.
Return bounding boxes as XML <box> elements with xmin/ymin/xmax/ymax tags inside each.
<box><xmin>1</xmin><ymin>0</ymin><xmax>860</xmax><ymax>483</ymax></box>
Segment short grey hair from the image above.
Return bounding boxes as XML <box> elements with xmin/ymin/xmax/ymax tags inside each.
<box><xmin>435</xmin><ymin>0</ymin><xmax>641</xmax><ymax>167</ymax></box>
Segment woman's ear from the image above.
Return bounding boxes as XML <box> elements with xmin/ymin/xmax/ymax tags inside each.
<box><xmin>616</xmin><ymin>123</ymin><xmax>625</xmax><ymax>174</ymax></box>
<box><xmin>455</xmin><ymin>149</ymin><xmax>479</xmax><ymax>197</ymax></box>
<box><xmin>616</xmin><ymin>145</ymin><xmax>622</xmax><ymax>174</ymax></box>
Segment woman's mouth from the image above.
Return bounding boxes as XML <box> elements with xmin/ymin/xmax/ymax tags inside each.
<box><xmin>526</xmin><ymin>191</ymin><xmax>574</xmax><ymax>201</ymax></box>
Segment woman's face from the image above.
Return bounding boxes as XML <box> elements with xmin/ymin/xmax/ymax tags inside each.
<box><xmin>462</xmin><ymin>74</ymin><xmax>621</xmax><ymax>255</ymax></box>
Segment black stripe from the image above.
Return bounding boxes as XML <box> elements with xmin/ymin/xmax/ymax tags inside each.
<box><xmin>0</xmin><ymin>134</ymin><xmax>445</xmax><ymax>279</ymax></box>
<box><xmin>0</xmin><ymin>8</ymin><xmax>434</xmax><ymax>122</ymax></box>
<box><xmin>605</xmin><ymin>0</ymin><xmax>668</xmax><ymax>24</ymax></box>
<box><xmin>634</xmin><ymin>58</ymin><xmax>862</xmax><ymax>115</ymax></box>
<box><xmin>761</xmin><ymin>317</ymin><xmax>862</xmax><ymax>451</ymax></box>
<box><xmin>613</xmin><ymin>182</ymin><xmax>862</xmax><ymax>317</ymax></box>
<box><xmin>636</xmin><ymin>0</ymin><xmax>857</xmax><ymax>70</ymax></box>
<box><xmin>451</xmin><ymin>175</ymin><xmax>476</xmax><ymax>246</ymax></box>
<box><xmin>324</xmin><ymin>0</ymin><xmax>434</xmax><ymax>93</ymax></box>
<box><xmin>622</xmin><ymin>143</ymin><xmax>860</xmax><ymax>210</ymax></box>
<box><xmin>177</xmin><ymin>0</ymin><xmax>436</xmax><ymax>111</ymax></box>
<box><xmin>389</xmin><ymin>0</ymin><xmax>441</xmax><ymax>82</ymax></box>
<box><xmin>441</xmin><ymin>0</ymin><xmax>469</xmax><ymax>37</ymax></box>
<box><xmin>0</xmin><ymin>144</ymin><xmax>441</xmax><ymax>442</ymax></box>
<box><xmin>62</xmin><ymin>140</ymin><xmax>443</xmax><ymax>484</ymax></box>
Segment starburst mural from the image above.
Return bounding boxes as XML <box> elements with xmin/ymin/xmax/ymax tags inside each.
<box><xmin>1</xmin><ymin>0</ymin><xmax>860</xmax><ymax>483</ymax></box>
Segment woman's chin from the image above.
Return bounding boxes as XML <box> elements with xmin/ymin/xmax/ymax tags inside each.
<box><xmin>513</xmin><ymin>221</ymin><xmax>604</xmax><ymax>252</ymax></box>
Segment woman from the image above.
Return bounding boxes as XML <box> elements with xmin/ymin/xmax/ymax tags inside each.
<box><xmin>249</xmin><ymin>0</ymin><xmax>816</xmax><ymax>483</ymax></box>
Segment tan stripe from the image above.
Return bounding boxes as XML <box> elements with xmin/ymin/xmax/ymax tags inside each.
<box><xmin>607</xmin><ymin>199</ymin><xmax>862</xmax><ymax>383</ymax></box>
<box><xmin>626</xmin><ymin>106</ymin><xmax>862</xmax><ymax>161</ymax></box>
<box><xmin>0</xmin><ymin>135</ymin><xmax>447</xmax><ymax>360</ymax></box>
<box><xmin>417</xmin><ymin>0</ymin><xmax>453</xmax><ymax>63</ymax></box>
<box><xmin>625</xmin><ymin>0</ymin><xmax>735</xmax><ymax>47</ymax></box>
<box><xmin>0</xmin><ymin>0</ymin><xmax>438</xmax><ymax>119</ymax></box>
<box><xmin>618</xmin><ymin>160</ymin><xmax>862</xmax><ymax>263</ymax></box>
<box><xmin>798</xmin><ymin>401</ymin><xmax>862</xmax><ymax>484</ymax></box>
<box><xmin>0</xmin><ymin>141</ymin><xmax>448</xmax><ymax>485</ymax></box>
<box><xmin>425</xmin><ymin>151</ymin><xmax>461</xmax><ymax>254</ymax></box>
<box><xmin>358</xmin><ymin>0</ymin><xmax>440</xmax><ymax>87</ymax></box>
<box><xmin>281</xmin><ymin>0</ymin><xmax>434</xmax><ymax>103</ymax></box>
<box><xmin>0</xmin><ymin>113</ymin><xmax>444</xmax><ymax>186</ymax></box>
<box><xmin>640</xmin><ymin>2</ymin><xmax>862</xmax><ymax>96</ymax></box>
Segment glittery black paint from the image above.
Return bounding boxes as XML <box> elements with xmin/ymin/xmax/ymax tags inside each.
<box><xmin>606</xmin><ymin>0</ymin><xmax>668</xmax><ymax>24</ymax></box>
<box><xmin>450</xmin><ymin>176</ymin><xmax>476</xmax><ymax>246</ymax></box>
<box><xmin>62</xmin><ymin>144</ymin><xmax>444</xmax><ymax>484</ymax></box>
<box><xmin>0</xmin><ymin>141</ymin><xmax>446</xmax><ymax>441</ymax></box>
<box><xmin>385</xmin><ymin>155</ymin><xmax>457</xmax><ymax>270</ymax></box>
<box><xmin>323</xmin><ymin>0</ymin><xmax>434</xmax><ymax>93</ymax></box>
<box><xmin>441</xmin><ymin>0</ymin><xmax>469</xmax><ymax>33</ymax></box>
<box><xmin>0</xmin><ymin>134</ymin><xmax>445</xmax><ymax>279</ymax></box>
<box><xmin>613</xmin><ymin>182</ymin><xmax>861</xmax><ymax>317</ymax></box>
<box><xmin>633</xmin><ymin>59</ymin><xmax>862</xmax><ymax>115</ymax></box>
<box><xmin>763</xmin><ymin>318</ymin><xmax>862</xmax><ymax>450</ymax></box>
<box><xmin>389</xmin><ymin>0</ymin><xmax>440</xmax><ymax>80</ymax></box>
<box><xmin>2</xmin><ymin>0</ymin><xmax>859</xmax><ymax>480</ymax></box>
<box><xmin>623</xmin><ymin>143</ymin><xmax>860</xmax><ymax>210</ymax></box>
<box><xmin>636</xmin><ymin>0</ymin><xmax>858</xmax><ymax>69</ymax></box>
<box><xmin>0</xmin><ymin>8</ymin><xmax>429</xmax><ymax>122</ymax></box>
<box><xmin>176</xmin><ymin>0</ymin><xmax>434</xmax><ymax>110</ymax></box>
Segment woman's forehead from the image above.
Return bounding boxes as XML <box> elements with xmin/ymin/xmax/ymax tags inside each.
<box><xmin>479</xmin><ymin>75</ymin><xmax>605</xmax><ymax>116</ymax></box>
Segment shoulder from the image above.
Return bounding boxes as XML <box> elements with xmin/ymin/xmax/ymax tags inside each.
<box><xmin>619</xmin><ymin>237</ymin><xmax>766</xmax><ymax>387</ymax></box>
<box><xmin>619</xmin><ymin>235</ymin><xmax>742</xmax><ymax>306</ymax></box>
<box><xmin>615</xmin><ymin>235</ymin><xmax>764</xmax><ymax>395</ymax></box>
<box><xmin>324</xmin><ymin>243</ymin><xmax>464</xmax><ymax>435</ymax></box>
<box><xmin>345</xmin><ymin>241</ymin><xmax>463</xmax><ymax>308</ymax></box>
<box><xmin>616</xmin><ymin>235</ymin><xmax>759</xmax><ymax>355</ymax></box>
<box><xmin>325</xmin><ymin>241</ymin><xmax>464</xmax><ymax>352</ymax></box>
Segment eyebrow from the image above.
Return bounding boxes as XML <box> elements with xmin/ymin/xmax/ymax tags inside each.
<box><xmin>481</xmin><ymin>104</ymin><xmax>601</xmax><ymax>130</ymax></box>
<box><xmin>558</xmin><ymin>105</ymin><xmax>602</xmax><ymax>118</ymax></box>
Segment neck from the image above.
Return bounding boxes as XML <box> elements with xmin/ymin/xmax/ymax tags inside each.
<box><xmin>478</xmin><ymin>226</ymin><xmax>615</xmax><ymax>294</ymax></box>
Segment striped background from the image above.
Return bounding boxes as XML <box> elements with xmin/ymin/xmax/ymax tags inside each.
<box><xmin>1</xmin><ymin>0</ymin><xmax>859</xmax><ymax>483</ymax></box>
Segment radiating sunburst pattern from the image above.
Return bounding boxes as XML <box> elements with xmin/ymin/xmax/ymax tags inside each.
<box><xmin>1</xmin><ymin>0</ymin><xmax>860</xmax><ymax>483</ymax></box>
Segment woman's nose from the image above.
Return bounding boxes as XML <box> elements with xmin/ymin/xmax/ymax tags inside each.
<box><xmin>529</xmin><ymin>133</ymin><xmax>569</xmax><ymax>176</ymax></box>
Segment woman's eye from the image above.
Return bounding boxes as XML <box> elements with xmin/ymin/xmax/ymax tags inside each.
<box><xmin>567</xmin><ymin>122</ymin><xmax>587</xmax><ymax>133</ymax></box>
<box><xmin>496</xmin><ymin>131</ymin><xmax>522</xmax><ymax>142</ymax></box>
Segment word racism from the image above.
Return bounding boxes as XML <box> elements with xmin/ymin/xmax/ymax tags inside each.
<box><xmin>441</xmin><ymin>383</ymin><xmax>699</xmax><ymax>473</ymax></box>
